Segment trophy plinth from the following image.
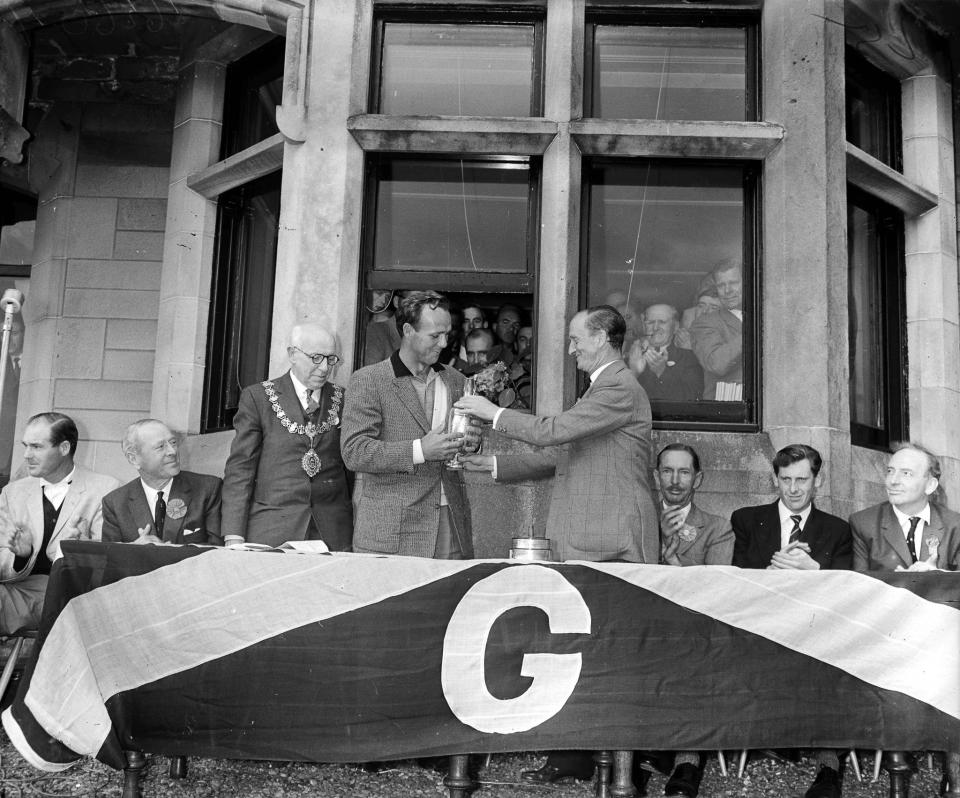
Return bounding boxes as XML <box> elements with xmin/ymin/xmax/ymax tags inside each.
<box><xmin>509</xmin><ymin>536</ymin><xmax>554</xmax><ymax>562</ymax></box>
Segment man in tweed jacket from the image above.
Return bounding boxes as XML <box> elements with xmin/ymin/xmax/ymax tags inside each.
<box><xmin>341</xmin><ymin>291</ymin><xmax>474</xmax><ymax>559</ymax></box>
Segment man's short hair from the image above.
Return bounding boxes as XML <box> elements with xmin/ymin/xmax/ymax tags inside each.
<box><xmin>657</xmin><ymin>443</ymin><xmax>701</xmax><ymax>473</ymax></box>
<box><xmin>27</xmin><ymin>412</ymin><xmax>78</xmax><ymax>457</ymax></box>
<box><xmin>890</xmin><ymin>441</ymin><xmax>941</xmax><ymax>480</ymax></box>
<box><xmin>583</xmin><ymin>304</ymin><xmax>627</xmax><ymax>350</ymax></box>
<box><xmin>712</xmin><ymin>258</ymin><xmax>742</xmax><ymax>279</ymax></box>
<box><xmin>396</xmin><ymin>290</ymin><xmax>451</xmax><ymax>335</ymax></box>
<box><xmin>496</xmin><ymin>303</ymin><xmax>523</xmax><ymax>322</ymax></box>
<box><xmin>121</xmin><ymin>418</ymin><xmax>167</xmax><ymax>458</ymax></box>
<box><xmin>465</xmin><ymin>328</ymin><xmax>494</xmax><ymax>348</ymax></box>
<box><xmin>772</xmin><ymin>443</ymin><xmax>822</xmax><ymax>477</ymax></box>
<box><xmin>463</xmin><ymin>304</ymin><xmax>485</xmax><ymax>319</ymax></box>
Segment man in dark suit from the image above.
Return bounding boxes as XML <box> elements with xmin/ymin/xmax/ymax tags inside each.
<box><xmin>458</xmin><ymin>305</ymin><xmax>657</xmax><ymax>790</ymax></box>
<box><xmin>627</xmin><ymin>304</ymin><xmax>703</xmax><ymax>402</ymax></box>
<box><xmin>850</xmin><ymin>442</ymin><xmax>960</xmax><ymax>795</ymax></box>
<box><xmin>0</xmin><ymin>413</ymin><xmax>119</xmax><ymax>632</ymax></box>
<box><xmin>101</xmin><ymin>419</ymin><xmax>222</xmax><ymax>545</ymax></box>
<box><xmin>222</xmin><ymin>323</ymin><xmax>353</xmax><ymax>551</ymax></box>
<box><xmin>732</xmin><ymin>443</ymin><xmax>851</xmax><ymax>798</ymax></box>
<box><xmin>341</xmin><ymin>291</ymin><xmax>475</xmax><ymax>559</ymax></box>
<box><xmin>690</xmin><ymin>261</ymin><xmax>743</xmax><ymax>401</ymax></box>
<box><xmin>640</xmin><ymin>443</ymin><xmax>733</xmax><ymax>797</ymax></box>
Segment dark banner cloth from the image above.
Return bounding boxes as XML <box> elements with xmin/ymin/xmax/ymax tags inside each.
<box><xmin>4</xmin><ymin>542</ymin><xmax>959</xmax><ymax>771</ymax></box>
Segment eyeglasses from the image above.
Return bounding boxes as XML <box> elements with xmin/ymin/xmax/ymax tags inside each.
<box><xmin>292</xmin><ymin>346</ymin><xmax>341</xmax><ymax>367</ymax></box>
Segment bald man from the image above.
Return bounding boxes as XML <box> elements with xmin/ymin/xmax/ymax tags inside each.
<box><xmin>222</xmin><ymin>323</ymin><xmax>353</xmax><ymax>550</ymax></box>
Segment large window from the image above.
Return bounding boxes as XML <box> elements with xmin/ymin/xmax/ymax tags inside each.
<box><xmin>370</xmin><ymin>12</ymin><xmax>543</xmax><ymax>116</ymax></box>
<box><xmin>220</xmin><ymin>37</ymin><xmax>284</xmax><ymax>159</ymax></box>
<box><xmin>583</xmin><ymin>159</ymin><xmax>759</xmax><ymax>427</ymax></box>
<box><xmin>585</xmin><ymin>14</ymin><xmax>757</xmax><ymax>121</ymax></box>
<box><xmin>847</xmin><ymin>192</ymin><xmax>906</xmax><ymax>449</ymax></box>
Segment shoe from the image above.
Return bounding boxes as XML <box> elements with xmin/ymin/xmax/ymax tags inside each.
<box><xmin>520</xmin><ymin>763</ymin><xmax>594</xmax><ymax>784</ymax></box>
<box><xmin>636</xmin><ymin>750</ymin><xmax>676</xmax><ymax>775</ymax></box>
<box><xmin>804</xmin><ymin>765</ymin><xmax>842</xmax><ymax>798</ymax></box>
<box><xmin>664</xmin><ymin>763</ymin><xmax>702</xmax><ymax>797</ymax></box>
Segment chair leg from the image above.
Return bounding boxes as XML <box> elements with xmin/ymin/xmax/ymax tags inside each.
<box><xmin>169</xmin><ymin>756</ymin><xmax>187</xmax><ymax>779</ymax></box>
<box><xmin>717</xmin><ymin>750</ymin><xmax>727</xmax><ymax>777</ymax></box>
<box><xmin>848</xmin><ymin>750</ymin><xmax>862</xmax><ymax>782</ymax></box>
<box><xmin>737</xmin><ymin>749</ymin><xmax>748</xmax><ymax>778</ymax></box>
<box><xmin>0</xmin><ymin>637</ymin><xmax>25</xmax><ymax>700</ymax></box>
<box><xmin>873</xmin><ymin>749</ymin><xmax>883</xmax><ymax>782</ymax></box>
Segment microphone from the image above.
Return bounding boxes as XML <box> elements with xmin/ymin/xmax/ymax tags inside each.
<box><xmin>1</xmin><ymin>288</ymin><xmax>24</xmax><ymax>315</ymax></box>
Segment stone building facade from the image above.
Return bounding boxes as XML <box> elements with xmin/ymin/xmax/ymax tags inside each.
<box><xmin>0</xmin><ymin>0</ymin><xmax>958</xmax><ymax>555</ymax></box>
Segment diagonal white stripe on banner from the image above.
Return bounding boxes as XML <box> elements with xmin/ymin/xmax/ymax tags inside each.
<box><xmin>24</xmin><ymin>552</ymin><xmax>482</xmax><ymax>760</ymax></box>
<box><xmin>581</xmin><ymin>563</ymin><xmax>960</xmax><ymax>721</ymax></box>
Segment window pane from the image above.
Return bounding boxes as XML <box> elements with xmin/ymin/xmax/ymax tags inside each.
<box><xmin>221</xmin><ymin>38</ymin><xmax>284</xmax><ymax>158</ymax></box>
<box><xmin>845</xmin><ymin>49</ymin><xmax>901</xmax><ymax>170</ymax></box>
<box><xmin>203</xmin><ymin>172</ymin><xmax>280</xmax><ymax>432</ymax></box>
<box><xmin>848</xmin><ymin>204</ymin><xmax>885</xmax><ymax>430</ymax></box>
<box><xmin>591</xmin><ymin>26</ymin><xmax>747</xmax><ymax>120</ymax></box>
<box><xmin>378</xmin><ymin>23</ymin><xmax>536</xmax><ymax>116</ymax></box>
<box><xmin>585</xmin><ymin>161</ymin><xmax>752</xmax><ymax>423</ymax></box>
<box><xmin>372</xmin><ymin>158</ymin><xmax>531</xmax><ymax>273</ymax></box>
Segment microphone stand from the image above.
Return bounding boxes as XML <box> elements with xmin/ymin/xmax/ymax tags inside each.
<box><xmin>0</xmin><ymin>289</ymin><xmax>24</xmax><ymax>425</ymax></box>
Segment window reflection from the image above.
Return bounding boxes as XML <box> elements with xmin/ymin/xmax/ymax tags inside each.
<box><xmin>590</xmin><ymin>25</ymin><xmax>748</xmax><ymax>120</ymax></box>
<box><xmin>377</xmin><ymin>22</ymin><xmax>537</xmax><ymax>116</ymax></box>
<box><xmin>371</xmin><ymin>157</ymin><xmax>531</xmax><ymax>273</ymax></box>
<box><xmin>585</xmin><ymin>160</ymin><xmax>755</xmax><ymax>423</ymax></box>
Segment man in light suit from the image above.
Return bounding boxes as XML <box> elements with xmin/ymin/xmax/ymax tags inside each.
<box><xmin>222</xmin><ymin>323</ymin><xmax>353</xmax><ymax>551</ymax></box>
<box><xmin>458</xmin><ymin>304</ymin><xmax>657</xmax><ymax>790</ymax></box>
<box><xmin>0</xmin><ymin>412</ymin><xmax>119</xmax><ymax>632</ymax></box>
<box><xmin>690</xmin><ymin>260</ymin><xmax>743</xmax><ymax>401</ymax></box>
<box><xmin>101</xmin><ymin>419</ymin><xmax>222</xmax><ymax>545</ymax></box>
<box><xmin>459</xmin><ymin>304</ymin><xmax>658</xmax><ymax>564</ymax></box>
<box><xmin>732</xmin><ymin>443</ymin><xmax>851</xmax><ymax>798</ymax></box>
<box><xmin>850</xmin><ymin>442</ymin><xmax>960</xmax><ymax>796</ymax></box>
<box><xmin>642</xmin><ymin>443</ymin><xmax>733</xmax><ymax>797</ymax></box>
<box><xmin>341</xmin><ymin>291</ymin><xmax>475</xmax><ymax>559</ymax></box>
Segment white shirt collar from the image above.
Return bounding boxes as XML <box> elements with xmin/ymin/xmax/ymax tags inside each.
<box><xmin>141</xmin><ymin>477</ymin><xmax>174</xmax><ymax>511</ymax></box>
<box><xmin>661</xmin><ymin>501</ymin><xmax>692</xmax><ymax>524</ymax></box>
<box><xmin>891</xmin><ymin>501</ymin><xmax>931</xmax><ymax>532</ymax></box>
<box><xmin>42</xmin><ymin>466</ymin><xmax>76</xmax><ymax>510</ymax></box>
<box><xmin>777</xmin><ymin>500</ymin><xmax>812</xmax><ymax>526</ymax></box>
<box><xmin>590</xmin><ymin>359</ymin><xmax>618</xmax><ymax>383</ymax></box>
<box><xmin>41</xmin><ymin>466</ymin><xmax>75</xmax><ymax>490</ymax></box>
<box><xmin>289</xmin><ymin>371</ymin><xmax>314</xmax><ymax>410</ymax></box>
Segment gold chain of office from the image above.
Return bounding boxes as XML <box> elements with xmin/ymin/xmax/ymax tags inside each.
<box><xmin>263</xmin><ymin>381</ymin><xmax>343</xmax><ymax>437</ymax></box>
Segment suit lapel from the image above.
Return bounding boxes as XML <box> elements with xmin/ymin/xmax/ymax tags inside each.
<box><xmin>880</xmin><ymin>504</ymin><xmax>912</xmax><ymax>568</ymax></box>
<box><xmin>676</xmin><ymin>504</ymin><xmax>704</xmax><ymax>557</ymax></box>
<box><xmin>392</xmin><ymin>375</ymin><xmax>432</xmax><ymax>433</ymax></box>
<box><xmin>27</xmin><ymin>481</ymin><xmax>45</xmax><ymax>553</ymax></box>
<box><xmin>922</xmin><ymin>506</ymin><xmax>945</xmax><ymax>563</ymax></box>
<box><xmin>165</xmin><ymin>474</ymin><xmax>191</xmax><ymax>541</ymax></box>
<box><xmin>275</xmin><ymin>372</ymin><xmax>307</xmax><ymax>426</ymax></box>
<box><xmin>54</xmin><ymin>476</ymin><xmax>83</xmax><ymax>537</ymax></box>
<box><xmin>800</xmin><ymin>506</ymin><xmax>821</xmax><ymax>546</ymax></box>
<box><xmin>761</xmin><ymin>501</ymin><xmax>781</xmax><ymax>561</ymax></box>
<box><xmin>127</xmin><ymin>481</ymin><xmax>155</xmax><ymax>535</ymax></box>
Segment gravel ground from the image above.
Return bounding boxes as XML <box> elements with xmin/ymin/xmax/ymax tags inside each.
<box><xmin>0</xmin><ymin>744</ymin><xmax>947</xmax><ymax>798</ymax></box>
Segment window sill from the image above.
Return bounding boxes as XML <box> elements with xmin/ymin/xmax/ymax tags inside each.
<box><xmin>571</xmin><ymin>119</ymin><xmax>784</xmax><ymax>158</ymax></box>
<box><xmin>187</xmin><ymin>133</ymin><xmax>285</xmax><ymax>200</ymax></box>
<box><xmin>348</xmin><ymin>115</ymin><xmax>558</xmax><ymax>154</ymax></box>
<box><xmin>846</xmin><ymin>142</ymin><xmax>937</xmax><ymax>217</ymax></box>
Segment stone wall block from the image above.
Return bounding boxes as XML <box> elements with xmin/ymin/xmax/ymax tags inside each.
<box><xmin>902</xmin><ymin>136</ymin><xmax>942</xmax><ymax>194</ymax></box>
<box><xmin>174</xmin><ymin>60</ymin><xmax>226</xmax><ymax>128</ymax></box>
<box><xmin>114</xmin><ymin>230</ymin><xmax>164</xmax><ymax>260</ymax></box>
<box><xmin>85</xmin><ymin>440</ymin><xmax>133</xmax><ymax>482</ymax></box>
<box><xmin>181</xmin><ymin>429</ymin><xmax>234</xmax><ymax>477</ymax></box>
<box><xmin>106</xmin><ymin>319</ymin><xmax>159</xmax><ymax>350</ymax></box>
<box><xmin>56</xmin><ymin>379</ymin><xmax>152</xmax><ymax>410</ymax></box>
<box><xmin>64</xmin><ymin>288</ymin><xmax>159</xmax><ymax>320</ymax></box>
<box><xmin>905</xmin><ymin>251</ymin><xmax>960</xmax><ymax>324</ymax></box>
<box><xmin>169</xmin><ymin>119</ymin><xmax>221</xmax><ymax>184</ymax></box>
<box><xmin>54</xmin><ymin>318</ymin><xmax>106</xmax><ymax>378</ymax></box>
<box><xmin>152</xmin><ymin>361</ymin><xmax>205</xmax><ymax>433</ymax></box>
<box><xmin>66</xmin><ymin>259</ymin><xmax>162</xmax><ymax>291</ymax></box>
<box><xmin>24</xmin><ymin>259</ymin><xmax>66</xmax><ymax>322</ymax></box>
<box><xmin>907</xmin><ymin>318</ymin><xmax>960</xmax><ymax>389</ymax></box>
<box><xmin>901</xmin><ymin>74</ymin><xmax>939</xmax><ymax>140</ymax></box>
<box><xmin>75</xmin><ymin>165</ymin><xmax>170</xmax><ymax>199</ymax></box>
<box><xmin>155</xmin><ymin>296</ymin><xmax>209</xmax><ymax>368</ymax></box>
<box><xmin>103</xmin><ymin>349</ymin><xmax>155</xmax><ymax>381</ymax></box>
<box><xmin>32</xmin><ymin>198</ymin><xmax>68</xmax><ymax>264</ymax></box>
<box><xmin>66</xmin><ymin>197</ymin><xmax>117</xmax><ymax>259</ymax></box>
<box><xmin>117</xmin><ymin>198</ymin><xmax>168</xmax><ymax>231</ymax></box>
<box><xmin>169</xmin><ymin>228</ymin><xmax>216</xmax><ymax>300</ymax></box>
<box><xmin>71</xmin><ymin>409</ymin><xmax>147</xmax><ymax>442</ymax></box>
<box><xmin>908</xmin><ymin>206</ymin><xmax>957</xmax><ymax>259</ymax></box>
<box><xmin>910</xmin><ymin>385</ymin><xmax>960</xmax><ymax>455</ymax></box>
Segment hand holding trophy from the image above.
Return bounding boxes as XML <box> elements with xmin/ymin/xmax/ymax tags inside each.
<box><xmin>445</xmin><ymin>377</ymin><xmax>476</xmax><ymax>469</ymax></box>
